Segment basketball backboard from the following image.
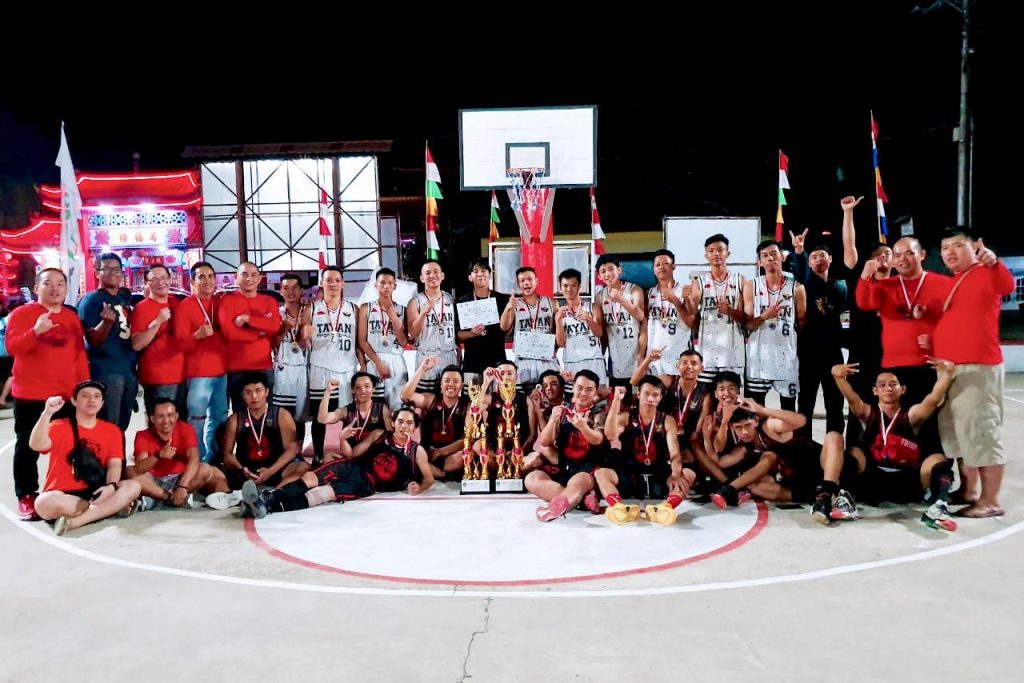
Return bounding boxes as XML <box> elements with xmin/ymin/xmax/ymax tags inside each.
<box><xmin>459</xmin><ymin>106</ymin><xmax>597</xmax><ymax>190</ymax></box>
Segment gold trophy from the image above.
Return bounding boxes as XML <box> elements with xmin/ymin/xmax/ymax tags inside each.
<box><xmin>494</xmin><ymin>423</ymin><xmax>507</xmax><ymax>479</ymax></box>
<box><xmin>461</xmin><ymin>382</ymin><xmax>492</xmax><ymax>494</ymax></box>
<box><xmin>494</xmin><ymin>380</ymin><xmax>525</xmax><ymax>493</ymax></box>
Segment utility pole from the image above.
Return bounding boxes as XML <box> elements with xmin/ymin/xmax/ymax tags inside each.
<box><xmin>915</xmin><ymin>0</ymin><xmax>973</xmax><ymax>227</ymax></box>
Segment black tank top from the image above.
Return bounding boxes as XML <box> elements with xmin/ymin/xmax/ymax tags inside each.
<box><xmin>555</xmin><ymin>407</ymin><xmax>604</xmax><ymax>467</ymax></box>
<box><xmin>624</xmin><ymin>408</ymin><xmax>670</xmax><ymax>475</ymax></box>
<box><xmin>486</xmin><ymin>390</ymin><xmax>530</xmax><ymax>441</ymax></box>
<box><xmin>661</xmin><ymin>380</ymin><xmax>708</xmax><ymax>439</ymax></box>
<box><xmin>862</xmin><ymin>406</ymin><xmax>921</xmax><ymax>468</ymax></box>
<box><xmin>235</xmin><ymin>407</ymin><xmax>285</xmax><ymax>467</ymax></box>
<box><xmin>342</xmin><ymin>399</ymin><xmax>389</xmax><ymax>445</ymax></box>
<box><xmin>360</xmin><ymin>435</ymin><xmax>417</xmax><ymax>492</ymax></box>
<box><xmin>422</xmin><ymin>395</ymin><xmax>470</xmax><ymax>449</ymax></box>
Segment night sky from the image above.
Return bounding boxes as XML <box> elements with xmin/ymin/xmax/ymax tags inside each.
<box><xmin>0</xmin><ymin>2</ymin><xmax>1009</xmax><ymax>266</ymax></box>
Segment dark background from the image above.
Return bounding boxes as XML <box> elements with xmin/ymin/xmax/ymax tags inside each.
<box><xmin>0</xmin><ymin>2</ymin><xmax>1008</xmax><ymax>275</ymax></box>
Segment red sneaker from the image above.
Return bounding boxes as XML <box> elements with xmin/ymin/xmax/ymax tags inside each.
<box><xmin>582</xmin><ymin>491</ymin><xmax>601</xmax><ymax>514</ymax></box>
<box><xmin>18</xmin><ymin>495</ymin><xmax>39</xmax><ymax>521</ymax></box>
<box><xmin>536</xmin><ymin>495</ymin><xmax>571</xmax><ymax>522</ymax></box>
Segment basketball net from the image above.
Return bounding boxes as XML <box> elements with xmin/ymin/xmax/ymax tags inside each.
<box><xmin>506</xmin><ymin>168</ymin><xmax>555</xmax><ymax>244</ymax></box>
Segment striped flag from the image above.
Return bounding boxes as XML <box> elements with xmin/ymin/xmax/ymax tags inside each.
<box><xmin>56</xmin><ymin>122</ymin><xmax>83</xmax><ymax>304</ymax></box>
<box><xmin>318</xmin><ymin>188</ymin><xmax>331</xmax><ymax>274</ymax></box>
<box><xmin>488</xmin><ymin>191</ymin><xmax>500</xmax><ymax>242</ymax></box>
<box><xmin>590</xmin><ymin>187</ymin><xmax>606</xmax><ymax>255</ymax></box>
<box><xmin>775</xmin><ymin>150</ymin><xmax>789</xmax><ymax>242</ymax></box>
<box><xmin>425</xmin><ymin>145</ymin><xmax>443</xmax><ymax>259</ymax></box>
<box><xmin>870</xmin><ymin>111</ymin><xmax>889</xmax><ymax>244</ymax></box>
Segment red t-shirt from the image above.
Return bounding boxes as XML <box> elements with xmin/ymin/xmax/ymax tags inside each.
<box><xmin>43</xmin><ymin>418</ymin><xmax>124</xmax><ymax>493</ymax></box>
<box><xmin>855</xmin><ymin>273</ymin><xmax>952</xmax><ymax>368</ymax></box>
<box><xmin>133</xmin><ymin>421</ymin><xmax>199</xmax><ymax>477</ymax></box>
<box><xmin>5</xmin><ymin>303</ymin><xmax>89</xmax><ymax>401</ymax></box>
<box><xmin>131</xmin><ymin>298</ymin><xmax>185</xmax><ymax>385</ymax></box>
<box><xmin>172</xmin><ymin>295</ymin><xmax>228</xmax><ymax>378</ymax></box>
<box><xmin>216</xmin><ymin>292</ymin><xmax>281</xmax><ymax>372</ymax></box>
<box><xmin>934</xmin><ymin>261</ymin><xmax>1014</xmax><ymax>365</ymax></box>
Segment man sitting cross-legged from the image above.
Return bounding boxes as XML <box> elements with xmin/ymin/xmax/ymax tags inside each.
<box><xmin>30</xmin><ymin>381</ymin><xmax>142</xmax><ymax>536</ymax></box>
<box><xmin>526</xmin><ymin>370</ymin><xmax>607</xmax><ymax>522</ymax></box>
<box><xmin>240</xmin><ymin>405</ymin><xmax>434</xmax><ymax>518</ymax></box>
<box><xmin>600</xmin><ymin>379</ymin><xmax>696</xmax><ymax>526</ymax></box>
<box><xmin>129</xmin><ymin>398</ymin><xmax>232</xmax><ymax>509</ymax></box>
<box><xmin>219</xmin><ymin>372</ymin><xmax>308</xmax><ymax>491</ymax></box>
<box><xmin>820</xmin><ymin>360</ymin><xmax>958</xmax><ymax>530</ymax></box>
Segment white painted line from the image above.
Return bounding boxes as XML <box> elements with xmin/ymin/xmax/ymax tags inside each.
<box><xmin>2</xmin><ymin>440</ymin><xmax>1021</xmax><ymax>599</ymax></box>
<box><xmin>1004</xmin><ymin>395</ymin><xmax>1024</xmax><ymax>405</ymax></box>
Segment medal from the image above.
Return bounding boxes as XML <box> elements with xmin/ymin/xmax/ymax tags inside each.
<box><xmin>382</xmin><ymin>339</ymin><xmax>390</xmax><ymax>348</ymax></box>
<box><xmin>768</xmin><ymin>322</ymin><xmax>776</xmax><ymax>330</ymax></box>
<box><xmin>331</xmin><ymin>331</ymin><xmax>338</xmax><ymax>343</ymax></box>
<box><xmin>291</xmin><ymin>341</ymin><xmax>300</xmax><ymax>353</ymax></box>
<box><xmin>899</xmin><ymin>274</ymin><xmax>927</xmax><ymax>323</ymax></box>
<box><xmin>717</xmin><ymin>313</ymin><xmax>723</xmax><ymax>320</ymax></box>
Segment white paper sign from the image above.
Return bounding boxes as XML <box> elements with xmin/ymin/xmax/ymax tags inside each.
<box><xmin>358</xmin><ymin>278</ymin><xmax>418</xmax><ymax>307</ymax></box>
<box><xmin>456</xmin><ymin>298</ymin><xmax>500</xmax><ymax>329</ymax></box>
<box><xmin>513</xmin><ymin>331</ymin><xmax>556</xmax><ymax>360</ymax></box>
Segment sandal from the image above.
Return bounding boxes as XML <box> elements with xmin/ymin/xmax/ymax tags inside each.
<box><xmin>954</xmin><ymin>505</ymin><xmax>1005</xmax><ymax>518</ymax></box>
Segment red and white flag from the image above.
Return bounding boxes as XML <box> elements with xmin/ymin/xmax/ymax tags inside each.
<box><xmin>318</xmin><ymin>188</ymin><xmax>331</xmax><ymax>274</ymax></box>
<box><xmin>590</xmin><ymin>187</ymin><xmax>606</xmax><ymax>255</ymax></box>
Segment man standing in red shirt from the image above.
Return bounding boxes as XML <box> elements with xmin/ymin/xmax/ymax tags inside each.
<box><xmin>131</xmin><ymin>265</ymin><xmax>186</xmax><ymax>416</ymax></box>
<box><xmin>217</xmin><ymin>262</ymin><xmax>281</xmax><ymax>412</ymax></box>
<box><xmin>173</xmin><ymin>262</ymin><xmax>228</xmax><ymax>462</ymax></box>
<box><xmin>933</xmin><ymin>228</ymin><xmax>1012</xmax><ymax>518</ymax></box>
<box><xmin>856</xmin><ymin>236</ymin><xmax>951</xmax><ymax>406</ymax></box>
<box><xmin>4</xmin><ymin>268</ymin><xmax>89</xmax><ymax>520</ymax></box>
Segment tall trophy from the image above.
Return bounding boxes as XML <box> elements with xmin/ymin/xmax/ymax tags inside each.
<box><xmin>460</xmin><ymin>383</ymin><xmax>493</xmax><ymax>494</ymax></box>
<box><xmin>494</xmin><ymin>380</ymin><xmax>525</xmax><ymax>493</ymax></box>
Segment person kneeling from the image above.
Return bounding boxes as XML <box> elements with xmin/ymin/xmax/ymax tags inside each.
<box><xmin>30</xmin><ymin>381</ymin><xmax>142</xmax><ymax>536</ymax></box>
<box><xmin>240</xmin><ymin>405</ymin><xmax>434</xmax><ymax>518</ymax></box>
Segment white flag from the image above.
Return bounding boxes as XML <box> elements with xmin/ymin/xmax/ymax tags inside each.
<box><xmin>56</xmin><ymin>122</ymin><xmax>83</xmax><ymax>305</ymax></box>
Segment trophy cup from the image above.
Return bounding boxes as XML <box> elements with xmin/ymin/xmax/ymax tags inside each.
<box><xmin>494</xmin><ymin>380</ymin><xmax>526</xmax><ymax>493</ymax></box>
<box><xmin>461</xmin><ymin>383</ymin><xmax>493</xmax><ymax>494</ymax></box>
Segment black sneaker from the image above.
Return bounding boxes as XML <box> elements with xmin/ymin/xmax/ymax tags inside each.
<box><xmin>710</xmin><ymin>484</ymin><xmax>738</xmax><ymax>509</ymax></box>
<box><xmin>240</xmin><ymin>480</ymin><xmax>267</xmax><ymax>519</ymax></box>
<box><xmin>810</xmin><ymin>493</ymin><xmax>832</xmax><ymax>525</ymax></box>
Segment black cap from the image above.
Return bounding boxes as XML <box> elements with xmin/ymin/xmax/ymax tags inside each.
<box><xmin>74</xmin><ymin>379</ymin><xmax>107</xmax><ymax>397</ymax></box>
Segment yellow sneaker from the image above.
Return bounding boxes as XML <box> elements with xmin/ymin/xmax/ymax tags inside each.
<box><xmin>645</xmin><ymin>501</ymin><xmax>678</xmax><ymax>527</ymax></box>
<box><xmin>605</xmin><ymin>502</ymin><xmax>641</xmax><ymax>525</ymax></box>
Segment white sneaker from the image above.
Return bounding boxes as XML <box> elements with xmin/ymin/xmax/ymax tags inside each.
<box><xmin>206</xmin><ymin>490</ymin><xmax>243</xmax><ymax>510</ymax></box>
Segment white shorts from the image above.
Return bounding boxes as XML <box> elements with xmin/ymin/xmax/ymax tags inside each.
<box><xmin>369</xmin><ymin>353</ymin><xmax>409</xmax><ymax>411</ymax></box>
<box><xmin>563</xmin><ymin>358</ymin><xmax>608</xmax><ymax>386</ymax></box>
<box><xmin>516</xmin><ymin>358</ymin><xmax>560</xmax><ymax>387</ymax></box>
<box><xmin>309</xmin><ymin>365</ymin><xmax>354</xmax><ymax>406</ymax></box>
<box><xmin>273</xmin><ymin>363</ymin><xmax>309</xmax><ymax>421</ymax></box>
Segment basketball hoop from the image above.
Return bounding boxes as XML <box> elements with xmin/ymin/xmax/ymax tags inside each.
<box><xmin>506</xmin><ymin>167</ymin><xmax>545</xmax><ymax>211</ymax></box>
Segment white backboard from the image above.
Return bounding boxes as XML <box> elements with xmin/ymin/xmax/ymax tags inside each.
<box><xmin>663</xmin><ymin>217</ymin><xmax>763</xmax><ymax>282</ymax></box>
<box><xmin>459</xmin><ymin>106</ymin><xmax>597</xmax><ymax>190</ymax></box>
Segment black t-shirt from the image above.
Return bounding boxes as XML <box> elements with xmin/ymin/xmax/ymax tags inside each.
<box><xmin>791</xmin><ymin>253</ymin><xmax>848</xmax><ymax>349</ymax></box>
<box><xmin>456</xmin><ymin>290</ymin><xmax>510</xmax><ymax>373</ymax></box>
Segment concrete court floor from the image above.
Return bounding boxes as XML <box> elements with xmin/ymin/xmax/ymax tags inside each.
<box><xmin>1</xmin><ymin>378</ymin><xmax>1021</xmax><ymax>683</ymax></box>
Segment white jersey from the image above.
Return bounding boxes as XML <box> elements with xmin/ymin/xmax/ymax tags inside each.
<box><xmin>413</xmin><ymin>291</ymin><xmax>456</xmax><ymax>354</ymax></box>
<box><xmin>560</xmin><ymin>302</ymin><xmax>604</xmax><ymax>364</ymax></box>
<box><xmin>309</xmin><ymin>299</ymin><xmax>358</xmax><ymax>374</ymax></box>
<box><xmin>647</xmin><ymin>282</ymin><xmax>691</xmax><ymax>374</ymax></box>
<box><xmin>513</xmin><ymin>296</ymin><xmax>557</xmax><ymax>361</ymax></box>
<box><xmin>275</xmin><ymin>304</ymin><xmax>308</xmax><ymax>368</ymax></box>
<box><xmin>600</xmin><ymin>282</ymin><xmax>642</xmax><ymax>379</ymax></box>
<box><xmin>746</xmin><ymin>273</ymin><xmax>799</xmax><ymax>387</ymax></box>
<box><xmin>364</xmin><ymin>299</ymin><xmax>406</xmax><ymax>358</ymax></box>
<box><xmin>695</xmin><ymin>272</ymin><xmax>746</xmax><ymax>371</ymax></box>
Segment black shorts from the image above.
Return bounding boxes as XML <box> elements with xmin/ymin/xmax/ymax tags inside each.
<box><xmin>615</xmin><ymin>471</ymin><xmax>668</xmax><ymax>500</ymax></box>
<box><xmin>554</xmin><ymin>460</ymin><xmax>600</xmax><ymax>487</ymax></box>
<box><xmin>226</xmin><ymin>456</ymin><xmax>304</xmax><ymax>490</ymax></box>
<box><xmin>778</xmin><ymin>464</ymin><xmax>822</xmax><ymax>504</ymax></box>
<box><xmin>313</xmin><ymin>460</ymin><xmax>375</xmax><ymax>500</ymax></box>
<box><xmin>857</xmin><ymin>461</ymin><xmax>923</xmax><ymax>504</ymax></box>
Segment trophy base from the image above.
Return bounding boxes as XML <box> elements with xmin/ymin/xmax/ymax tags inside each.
<box><xmin>494</xmin><ymin>478</ymin><xmax>525</xmax><ymax>493</ymax></box>
<box><xmin>460</xmin><ymin>479</ymin><xmax>493</xmax><ymax>495</ymax></box>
